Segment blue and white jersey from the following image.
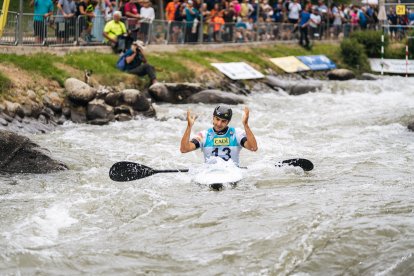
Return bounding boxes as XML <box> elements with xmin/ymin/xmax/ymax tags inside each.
<box><xmin>195</xmin><ymin>127</ymin><xmax>246</xmax><ymax>166</ymax></box>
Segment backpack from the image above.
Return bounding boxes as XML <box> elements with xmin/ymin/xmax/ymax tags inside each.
<box><xmin>116</xmin><ymin>53</ymin><xmax>127</xmax><ymax>71</ymax></box>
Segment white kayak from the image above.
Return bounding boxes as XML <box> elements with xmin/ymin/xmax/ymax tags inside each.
<box><xmin>192</xmin><ymin>160</ymin><xmax>243</xmax><ymax>190</ymax></box>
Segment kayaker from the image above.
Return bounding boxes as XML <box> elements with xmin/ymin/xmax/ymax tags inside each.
<box><xmin>180</xmin><ymin>106</ymin><xmax>258</xmax><ymax>165</ymax></box>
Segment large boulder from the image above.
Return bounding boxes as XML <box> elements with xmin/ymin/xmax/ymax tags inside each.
<box><xmin>185</xmin><ymin>90</ymin><xmax>245</xmax><ymax>104</ymax></box>
<box><xmin>265</xmin><ymin>75</ymin><xmax>322</xmax><ymax>95</ymax></box>
<box><xmin>290</xmin><ymin>83</ymin><xmax>322</xmax><ymax>95</ymax></box>
<box><xmin>64</xmin><ymin>78</ymin><xmax>96</xmax><ymax>105</ymax></box>
<box><xmin>4</xmin><ymin>100</ymin><xmax>24</xmax><ymax>118</ymax></box>
<box><xmin>327</xmin><ymin>69</ymin><xmax>355</xmax><ymax>81</ymax></box>
<box><xmin>149</xmin><ymin>82</ymin><xmax>204</xmax><ymax>103</ymax></box>
<box><xmin>87</xmin><ymin>99</ymin><xmax>115</xmax><ymax>121</ymax></box>
<box><xmin>0</xmin><ymin>130</ymin><xmax>67</xmax><ymax>174</ymax></box>
<box><xmin>122</xmin><ymin>89</ymin><xmax>150</xmax><ymax>111</ymax></box>
<box><xmin>43</xmin><ymin>92</ymin><xmax>63</xmax><ymax>113</ymax></box>
<box><xmin>105</xmin><ymin>92</ymin><xmax>124</xmax><ymax>107</ymax></box>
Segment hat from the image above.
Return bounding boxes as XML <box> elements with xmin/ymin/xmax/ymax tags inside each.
<box><xmin>188</xmin><ymin>0</ymin><xmax>193</xmax><ymax>5</ymax></box>
<box><xmin>133</xmin><ymin>40</ymin><xmax>146</xmax><ymax>50</ymax></box>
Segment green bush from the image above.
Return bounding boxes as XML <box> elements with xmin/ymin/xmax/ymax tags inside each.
<box><xmin>340</xmin><ymin>38</ymin><xmax>370</xmax><ymax>72</ymax></box>
<box><xmin>385</xmin><ymin>44</ymin><xmax>406</xmax><ymax>59</ymax></box>
<box><xmin>350</xmin><ymin>30</ymin><xmax>389</xmax><ymax>58</ymax></box>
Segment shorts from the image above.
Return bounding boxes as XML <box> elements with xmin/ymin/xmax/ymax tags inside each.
<box><xmin>34</xmin><ymin>20</ymin><xmax>46</xmax><ymax>38</ymax></box>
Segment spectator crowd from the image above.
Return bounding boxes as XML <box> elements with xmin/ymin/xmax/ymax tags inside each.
<box><xmin>27</xmin><ymin>0</ymin><xmax>414</xmax><ymax>47</ymax></box>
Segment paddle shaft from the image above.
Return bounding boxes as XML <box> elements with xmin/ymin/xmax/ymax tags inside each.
<box><xmin>154</xmin><ymin>169</ymin><xmax>189</xmax><ymax>173</ymax></box>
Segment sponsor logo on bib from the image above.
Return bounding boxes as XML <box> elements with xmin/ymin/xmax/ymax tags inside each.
<box><xmin>213</xmin><ymin>137</ymin><xmax>230</xmax><ymax>146</ymax></box>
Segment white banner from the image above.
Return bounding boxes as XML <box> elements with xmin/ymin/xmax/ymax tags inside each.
<box><xmin>211</xmin><ymin>62</ymin><xmax>264</xmax><ymax>80</ymax></box>
<box><xmin>369</xmin><ymin>58</ymin><xmax>414</xmax><ymax>74</ymax></box>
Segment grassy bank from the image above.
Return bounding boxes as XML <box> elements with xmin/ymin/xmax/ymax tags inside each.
<box><xmin>0</xmin><ymin>42</ymin><xmax>343</xmax><ymax>101</ymax></box>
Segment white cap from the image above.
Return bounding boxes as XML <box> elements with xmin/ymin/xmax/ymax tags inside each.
<box><xmin>133</xmin><ymin>40</ymin><xmax>146</xmax><ymax>50</ymax></box>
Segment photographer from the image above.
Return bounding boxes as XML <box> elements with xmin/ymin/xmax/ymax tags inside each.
<box><xmin>124</xmin><ymin>40</ymin><xmax>157</xmax><ymax>85</ymax></box>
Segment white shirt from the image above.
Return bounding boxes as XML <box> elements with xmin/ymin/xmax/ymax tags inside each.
<box><xmin>309</xmin><ymin>13</ymin><xmax>321</xmax><ymax>28</ymax></box>
<box><xmin>288</xmin><ymin>3</ymin><xmax>302</xmax><ymax>20</ymax></box>
<box><xmin>140</xmin><ymin>7</ymin><xmax>155</xmax><ymax>22</ymax></box>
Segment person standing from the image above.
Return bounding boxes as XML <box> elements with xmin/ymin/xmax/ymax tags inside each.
<box><xmin>299</xmin><ymin>6</ymin><xmax>310</xmax><ymax>49</ymax></box>
<box><xmin>180</xmin><ymin>106</ymin><xmax>258</xmax><ymax>166</ymax></box>
<box><xmin>184</xmin><ymin>0</ymin><xmax>199</xmax><ymax>43</ymax></box>
<box><xmin>30</xmin><ymin>0</ymin><xmax>54</xmax><ymax>44</ymax></box>
<box><xmin>287</xmin><ymin>0</ymin><xmax>301</xmax><ymax>24</ymax></box>
<box><xmin>55</xmin><ymin>0</ymin><xmax>77</xmax><ymax>43</ymax></box>
<box><xmin>124</xmin><ymin>0</ymin><xmax>141</xmax><ymax>40</ymax></box>
<box><xmin>139</xmin><ymin>0</ymin><xmax>155</xmax><ymax>43</ymax></box>
<box><xmin>309</xmin><ymin>6</ymin><xmax>321</xmax><ymax>40</ymax></box>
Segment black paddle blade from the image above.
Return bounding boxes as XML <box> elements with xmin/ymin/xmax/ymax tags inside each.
<box><xmin>277</xmin><ymin>158</ymin><xmax>314</xmax><ymax>171</ymax></box>
<box><xmin>109</xmin><ymin>161</ymin><xmax>156</xmax><ymax>182</ymax></box>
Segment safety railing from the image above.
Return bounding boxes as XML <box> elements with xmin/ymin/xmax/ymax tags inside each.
<box><xmin>1</xmin><ymin>10</ymin><xmax>412</xmax><ymax>47</ymax></box>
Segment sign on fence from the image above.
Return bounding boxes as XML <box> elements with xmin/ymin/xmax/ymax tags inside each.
<box><xmin>396</xmin><ymin>5</ymin><xmax>406</xmax><ymax>15</ymax></box>
<box><xmin>211</xmin><ymin>62</ymin><xmax>264</xmax><ymax>80</ymax></box>
<box><xmin>269</xmin><ymin>56</ymin><xmax>310</xmax><ymax>73</ymax></box>
<box><xmin>369</xmin><ymin>58</ymin><xmax>414</xmax><ymax>74</ymax></box>
<box><xmin>296</xmin><ymin>55</ymin><xmax>336</xmax><ymax>71</ymax></box>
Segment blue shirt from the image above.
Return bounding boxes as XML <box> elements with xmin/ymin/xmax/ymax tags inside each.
<box><xmin>33</xmin><ymin>0</ymin><xmax>54</xmax><ymax>22</ymax></box>
<box><xmin>300</xmin><ymin>11</ymin><xmax>310</xmax><ymax>27</ymax></box>
<box><xmin>124</xmin><ymin>49</ymin><xmax>144</xmax><ymax>71</ymax></box>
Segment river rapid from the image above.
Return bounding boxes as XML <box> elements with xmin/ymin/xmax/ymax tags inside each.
<box><xmin>1</xmin><ymin>76</ymin><xmax>414</xmax><ymax>275</ymax></box>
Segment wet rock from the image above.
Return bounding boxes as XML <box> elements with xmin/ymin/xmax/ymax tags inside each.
<box><xmin>70</xmin><ymin>106</ymin><xmax>87</xmax><ymax>123</ymax></box>
<box><xmin>38</xmin><ymin>114</ymin><xmax>48</xmax><ymax>124</ymax></box>
<box><xmin>185</xmin><ymin>90</ymin><xmax>245</xmax><ymax>104</ymax></box>
<box><xmin>62</xmin><ymin>106</ymin><xmax>71</xmax><ymax>118</ymax></box>
<box><xmin>149</xmin><ymin>82</ymin><xmax>204</xmax><ymax>103</ymax></box>
<box><xmin>40</xmin><ymin>107</ymin><xmax>55</xmax><ymax>120</ymax></box>
<box><xmin>30</xmin><ymin>101</ymin><xmax>44</xmax><ymax>119</ymax></box>
<box><xmin>114</xmin><ymin>105</ymin><xmax>133</xmax><ymax>116</ymax></box>
<box><xmin>148</xmin><ymin>83</ymin><xmax>174</xmax><ymax>103</ymax></box>
<box><xmin>65</xmin><ymin>78</ymin><xmax>96</xmax><ymax>105</ymax></box>
<box><xmin>15</xmin><ymin>115</ymin><xmax>23</xmax><ymax>123</ymax></box>
<box><xmin>265</xmin><ymin>75</ymin><xmax>290</xmax><ymax>91</ymax></box>
<box><xmin>290</xmin><ymin>83</ymin><xmax>321</xmax><ymax>95</ymax></box>
<box><xmin>327</xmin><ymin>69</ymin><xmax>355</xmax><ymax>81</ymax></box>
<box><xmin>43</xmin><ymin>92</ymin><xmax>63</xmax><ymax>113</ymax></box>
<box><xmin>408</xmin><ymin>121</ymin><xmax>414</xmax><ymax>132</ymax></box>
<box><xmin>87</xmin><ymin>99</ymin><xmax>115</xmax><ymax>121</ymax></box>
<box><xmin>4</xmin><ymin>101</ymin><xmax>20</xmax><ymax>117</ymax></box>
<box><xmin>115</xmin><ymin>113</ymin><xmax>132</xmax><ymax>122</ymax></box>
<box><xmin>265</xmin><ymin>75</ymin><xmax>321</xmax><ymax>95</ymax></box>
<box><xmin>360</xmin><ymin>73</ymin><xmax>380</xmax><ymax>81</ymax></box>
<box><xmin>0</xmin><ymin>117</ymin><xmax>8</xmax><ymax>126</ymax></box>
<box><xmin>0</xmin><ymin>130</ymin><xmax>67</xmax><ymax>174</ymax></box>
<box><xmin>89</xmin><ymin>118</ymin><xmax>111</xmax><ymax>125</ymax></box>
<box><xmin>2</xmin><ymin>112</ymin><xmax>14</xmax><ymax>123</ymax></box>
<box><xmin>122</xmin><ymin>89</ymin><xmax>150</xmax><ymax>111</ymax></box>
<box><xmin>20</xmin><ymin>101</ymin><xmax>34</xmax><ymax>117</ymax></box>
<box><xmin>105</xmin><ymin>92</ymin><xmax>124</xmax><ymax>107</ymax></box>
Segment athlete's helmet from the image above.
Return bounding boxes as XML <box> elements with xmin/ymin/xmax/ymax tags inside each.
<box><xmin>213</xmin><ymin>105</ymin><xmax>232</xmax><ymax>121</ymax></box>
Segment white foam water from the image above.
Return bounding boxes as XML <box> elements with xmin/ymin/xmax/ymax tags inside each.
<box><xmin>1</xmin><ymin>76</ymin><xmax>414</xmax><ymax>275</ymax></box>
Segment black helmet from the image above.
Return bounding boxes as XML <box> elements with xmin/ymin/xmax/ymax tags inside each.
<box><xmin>213</xmin><ymin>105</ymin><xmax>232</xmax><ymax>121</ymax></box>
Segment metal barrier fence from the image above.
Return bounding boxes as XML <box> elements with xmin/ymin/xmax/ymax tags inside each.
<box><xmin>1</xmin><ymin>10</ymin><xmax>413</xmax><ymax>47</ymax></box>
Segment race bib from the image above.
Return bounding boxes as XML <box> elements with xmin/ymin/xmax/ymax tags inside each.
<box><xmin>213</xmin><ymin>137</ymin><xmax>229</xmax><ymax>146</ymax></box>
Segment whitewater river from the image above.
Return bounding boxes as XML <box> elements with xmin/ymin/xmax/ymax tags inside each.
<box><xmin>1</xmin><ymin>76</ymin><xmax>414</xmax><ymax>275</ymax></box>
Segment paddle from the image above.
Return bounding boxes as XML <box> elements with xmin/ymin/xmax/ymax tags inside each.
<box><xmin>109</xmin><ymin>158</ymin><xmax>313</xmax><ymax>182</ymax></box>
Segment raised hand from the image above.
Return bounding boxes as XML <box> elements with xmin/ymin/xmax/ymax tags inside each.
<box><xmin>242</xmin><ymin>106</ymin><xmax>249</xmax><ymax>126</ymax></box>
<box><xmin>187</xmin><ymin>109</ymin><xmax>197</xmax><ymax>127</ymax></box>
